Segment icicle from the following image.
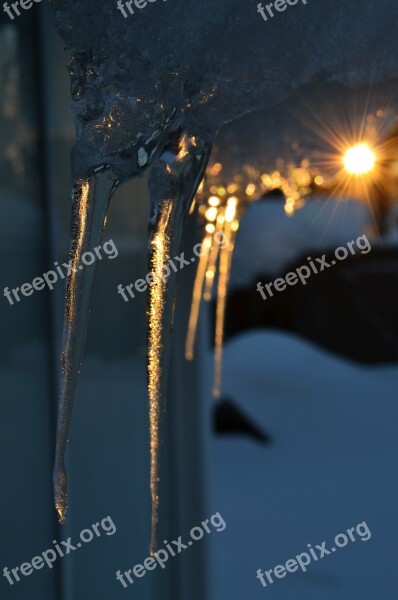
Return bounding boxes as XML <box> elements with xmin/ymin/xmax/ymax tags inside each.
<box><xmin>185</xmin><ymin>192</ymin><xmax>239</xmax><ymax>390</ymax></box>
<box><xmin>147</xmin><ymin>197</ymin><xmax>173</xmax><ymax>555</ymax></box>
<box><xmin>185</xmin><ymin>232</ymin><xmax>213</xmax><ymax>361</ymax></box>
<box><xmin>147</xmin><ymin>129</ymin><xmax>212</xmax><ymax>553</ymax></box>
<box><xmin>213</xmin><ymin>199</ymin><xmax>238</xmax><ymax>398</ymax></box>
<box><xmin>203</xmin><ymin>211</ymin><xmax>225</xmax><ymax>302</ymax></box>
<box><xmin>186</xmin><ymin>195</ymin><xmax>224</xmax><ymax>360</ymax></box>
<box><xmin>54</xmin><ymin>167</ymin><xmax>118</xmax><ymax>524</ymax></box>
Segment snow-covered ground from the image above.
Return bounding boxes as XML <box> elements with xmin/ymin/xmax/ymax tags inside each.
<box><xmin>204</xmin><ymin>331</ymin><xmax>398</xmax><ymax>599</ymax></box>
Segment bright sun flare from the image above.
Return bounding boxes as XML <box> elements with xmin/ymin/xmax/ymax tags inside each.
<box><xmin>343</xmin><ymin>143</ymin><xmax>376</xmax><ymax>175</ymax></box>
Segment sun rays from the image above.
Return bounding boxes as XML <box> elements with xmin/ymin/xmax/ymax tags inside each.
<box><xmin>185</xmin><ymin>86</ymin><xmax>398</xmax><ymax>396</ymax></box>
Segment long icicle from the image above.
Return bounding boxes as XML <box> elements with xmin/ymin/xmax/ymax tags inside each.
<box><xmin>185</xmin><ymin>233</ymin><xmax>213</xmax><ymax>361</ymax></box>
<box><xmin>213</xmin><ymin>200</ymin><xmax>238</xmax><ymax>398</ymax></box>
<box><xmin>147</xmin><ymin>198</ymin><xmax>173</xmax><ymax>555</ymax></box>
<box><xmin>54</xmin><ymin>167</ymin><xmax>117</xmax><ymax>523</ymax></box>
<box><xmin>147</xmin><ymin>130</ymin><xmax>212</xmax><ymax>553</ymax></box>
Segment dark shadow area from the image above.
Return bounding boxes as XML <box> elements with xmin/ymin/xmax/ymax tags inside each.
<box><xmin>223</xmin><ymin>245</ymin><xmax>398</xmax><ymax>364</ymax></box>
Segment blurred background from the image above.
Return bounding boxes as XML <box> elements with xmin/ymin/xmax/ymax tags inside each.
<box><xmin>1</xmin><ymin>5</ymin><xmax>398</xmax><ymax>600</ymax></box>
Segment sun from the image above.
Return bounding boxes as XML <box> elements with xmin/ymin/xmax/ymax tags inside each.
<box><xmin>343</xmin><ymin>143</ymin><xmax>376</xmax><ymax>175</ymax></box>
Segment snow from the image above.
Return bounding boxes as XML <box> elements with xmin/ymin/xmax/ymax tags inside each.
<box><xmin>230</xmin><ymin>197</ymin><xmax>374</xmax><ymax>288</ymax></box>
<box><xmin>204</xmin><ymin>331</ymin><xmax>398</xmax><ymax>599</ymax></box>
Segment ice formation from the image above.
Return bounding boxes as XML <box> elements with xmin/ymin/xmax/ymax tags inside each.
<box><xmin>52</xmin><ymin>0</ymin><xmax>398</xmax><ymax>549</ymax></box>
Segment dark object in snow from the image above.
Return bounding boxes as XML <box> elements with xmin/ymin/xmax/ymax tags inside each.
<box><xmin>214</xmin><ymin>399</ymin><xmax>271</xmax><ymax>444</ymax></box>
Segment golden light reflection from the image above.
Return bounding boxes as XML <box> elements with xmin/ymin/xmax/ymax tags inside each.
<box><xmin>284</xmin><ymin>197</ymin><xmax>295</xmax><ymax>216</ymax></box>
<box><xmin>189</xmin><ymin>198</ymin><xmax>196</xmax><ymax>214</ymax></box>
<box><xmin>246</xmin><ymin>183</ymin><xmax>256</xmax><ymax>196</ymax></box>
<box><xmin>186</xmin><ymin>156</ymin><xmax>318</xmax><ymax>394</ymax></box>
<box><xmin>203</xmin><ymin>239</ymin><xmax>221</xmax><ymax>301</ymax></box>
<box><xmin>148</xmin><ymin>199</ymin><xmax>173</xmax><ymax>555</ymax></box>
<box><xmin>205</xmin><ymin>223</ymin><xmax>215</xmax><ymax>234</ymax></box>
<box><xmin>225</xmin><ymin>196</ymin><xmax>237</xmax><ymax>222</ymax></box>
<box><xmin>56</xmin><ymin>179</ymin><xmax>90</xmax><ymax>525</ymax></box>
<box><xmin>55</xmin><ymin>470</ymin><xmax>68</xmax><ymax>526</ymax></box>
<box><xmin>185</xmin><ymin>187</ymin><xmax>242</xmax><ymax>395</ymax></box>
<box><xmin>177</xmin><ymin>134</ymin><xmax>189</xmax><ymax>160</ymax></box>
<box><xmin>186</xmin><ymin>157</ymin><xmax>317</xmax><ymax>393</ymax></box>
<box><xmin>210</xmin><ymin>162</ymin><xmax>223</xmax><ymax>176</ymax></box>
<box><xmin>213</xmin><ymin>219</ymin><xmax>236</xmax><ymax>398</ymax></box>
<box><xmin>203</xmin><ymin>211</ymin><xmax>225</xmax><ymax>302</ymax></box>
<box><xmin>185</xmin><ymin>234</ymin><xmax>213</xmax><ymax>361</ymax></box>
<box><xmin>65</xmin><ymin>180</ymin><xmax>89</xmax><ymax>329</ymax></box>
<box><xmin>205</xmin><ymin>206</ymin><xmax>218</xmax><ymax>221</ymax></box>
